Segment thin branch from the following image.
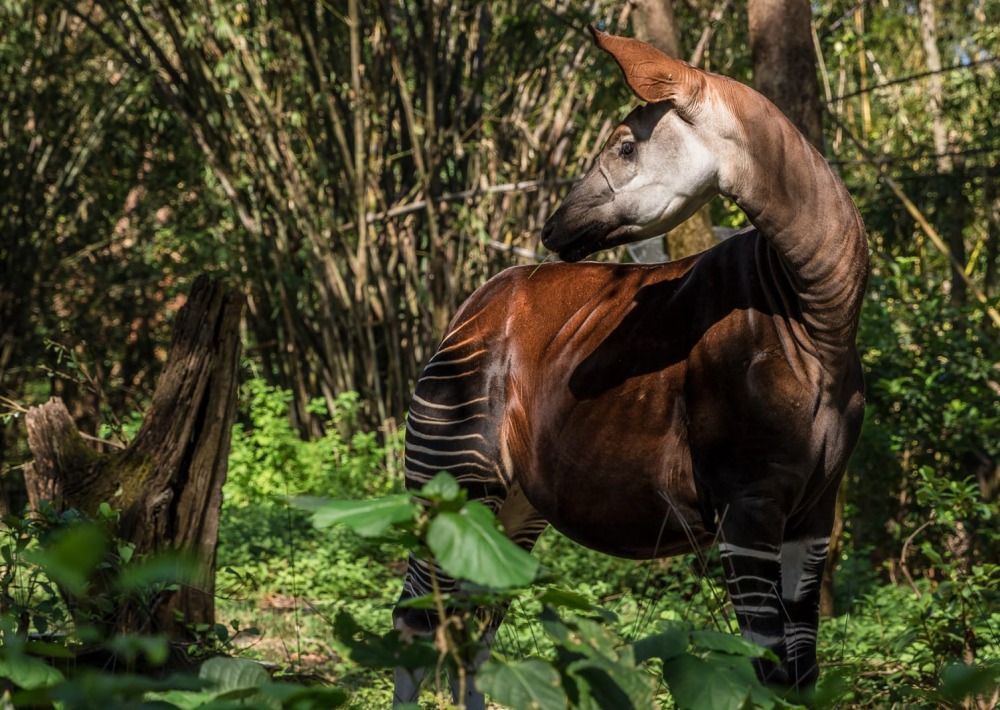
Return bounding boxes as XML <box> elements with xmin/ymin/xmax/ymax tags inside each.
<box><xmin>337</xmin><ymin>177</ymin><xmax>577</xmax><ymax>233</ymax></box>
<box><xmin>899</xmin><ymin>517</ymin><xmax>936</xmax><ymax>598</ymax></box>
<box><xmin>688</xmin><ymin>0</ymin><xmax>731</xmax><ymax>68</ymax></box>
<box><xmin>829</xmin><ymin>111</ymin><xmax>1000</xmax><ymax>330</ymax></box>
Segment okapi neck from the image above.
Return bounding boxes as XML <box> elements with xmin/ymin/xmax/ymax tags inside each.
<box><xmin>727</xmin><ymin>97</ymin><xmax>869</xmax><ymax>347</ymax></box>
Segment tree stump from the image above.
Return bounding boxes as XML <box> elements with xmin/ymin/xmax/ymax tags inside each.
<box><xmin>23</xmin><ymin>276</ymin><xmax>244</xmax><ymax>639</ymax></box>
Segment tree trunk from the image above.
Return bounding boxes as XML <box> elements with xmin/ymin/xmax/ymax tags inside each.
<box><xmin>918</xmin><ymin>0</ymin><xmax>967</xmax><ymax>308</ymax></box>
<box><xmin>748</xmin><ymin>0</ymin><xmax>824</xmax><ymax>149</ymax></box>
<box><xmin>985</xmin><ymin>169</ymin><xmax>999</xmax><ymax>300</ymax></box>
<box><xmin>632</xmin><ymin>0</ymin><xmax>681</xmax><ymax>58</ymax></box>
<box><xmin>24</xmin><ymin>276</ymin><xmax>243</xmax><ymax>639</ymax></box>
<box><xmin>633</xmin><ymin>0</ymin><xmax>718</xmax><ymax>260</ymax></box>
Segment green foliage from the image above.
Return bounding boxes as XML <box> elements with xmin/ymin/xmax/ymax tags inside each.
<box><xmin>312</xmin><ymin>472</ymin><xmax>538</xmax><ymax>589</ymax></box>
<box><xmin>311</xmin><ymin>473</ymin><xmax>785</xmax><ymax>709</ymax></box>
<box><xmin>217</xmin><ymin>380</ymin><xmax>405</xmax><ymax>643</ymax></box>
<box><xmin>642</xmin><ymin>623</ymin><xmax>789</xmax><ymax>710</ymax></box>
<box><xmin>2</xmin><ymin>0</ymin><xmax>999</xmax><ymax>704</ymax></box>
<box><xmin>0</xmin><ymin>502</ymin><xmax>195</xmax><ymax>640</ymax></box>
<box><xmin>0</xmin><ymin>505</ymin><xmax>350</xmax><ymax>709</ymax></box>
<box><xmin>227</xmin><ymin>380</ymin><xmax>401</xmax><ymax>504</ymax></box>
<box><xmin>144</xmin><ymin>657</ymin><xmax>348</xmax><ymax>709</ymax></box>
<box><xmin>426</xmin><ymin>501</ymin><xmax>539</xmax><ymax>589</ymax></box>
<box><xmin>312</xmin><ymin>494</ymin><xmax>414</xmax><ymax>537</ymax></box>
<box><xmin>835</xmin><ymin>254</ymin><xmax>1000</xmax><ymax>705</ymax></box>
<box><xmin>477</xmin><ymin>658</ymin><xmax>567</xmax><ymax>710</ymax></box>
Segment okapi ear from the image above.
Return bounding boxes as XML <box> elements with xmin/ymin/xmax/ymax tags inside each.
<box><xmin>589</xmin><ymin>26</ymin><xmax>703</xmax><ymax>108</ymax></box>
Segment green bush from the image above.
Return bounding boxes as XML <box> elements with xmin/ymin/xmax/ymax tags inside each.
<box><xmin>0</xmin><ymin>504</ymin><xmax>350</xmax><ymax>709</ymax></box>
<box><xmin>226</xmin><ymin>380</ymin><xmax>402</xmax><ymax>505</ymax></box>
<box><xmin>312</xmin><ymin>473</ymin><xmax>793</xmax><ymax>709</ymax></box>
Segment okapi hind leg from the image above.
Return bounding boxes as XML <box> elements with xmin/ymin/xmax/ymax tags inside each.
<box><xmin>780</xmin><ymin>485</ymin><xmax>840</xmax><ymax>695</ymax></box>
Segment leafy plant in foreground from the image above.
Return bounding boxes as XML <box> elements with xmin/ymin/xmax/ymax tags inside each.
<box><xmin>0</xmin><ymin>504</ymin><xmax>348</xmax><ymax>708</ymax></box>
<box><xmin>310</xmin><ymin>472</ymin><xmax>794</xmax><ymax>709</ymax></box>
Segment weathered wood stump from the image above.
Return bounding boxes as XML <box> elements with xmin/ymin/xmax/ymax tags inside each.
<box><xmin>23</xmin><ymin>276</ymin><xmax>244</xmax><ymax>639</ymax></box>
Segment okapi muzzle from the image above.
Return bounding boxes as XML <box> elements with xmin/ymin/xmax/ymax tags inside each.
<box><xmin>392</xmin><ymin>25</ymin><xmax>869</xmax><ymax>709</ymax></box>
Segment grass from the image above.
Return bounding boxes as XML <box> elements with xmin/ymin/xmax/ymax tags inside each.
<box><xmin>213</xmin><ymin>495</ymin><xmax>1000</xmax><ymax>708</ymax></box>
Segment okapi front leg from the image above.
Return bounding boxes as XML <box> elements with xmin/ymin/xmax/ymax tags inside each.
<box><xmin>779</xmin><ymin>535</ymin><xmax>829</xmax><ymax>690</ymax></box>
<box><xmin>717</xmin><ymin>501</ymin><xmax>789</xmax><ymax>686</ymax></box>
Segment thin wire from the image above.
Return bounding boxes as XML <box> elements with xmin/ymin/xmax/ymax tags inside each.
<box><xmin>830</xmin><ymin>143</ymin><xmax>1000</xmax><ymax>168</ymax></box>
<box><xmin>828</xmin><ymin>55</ymin><xmax>998</xmax><ymax>103</ymax></box>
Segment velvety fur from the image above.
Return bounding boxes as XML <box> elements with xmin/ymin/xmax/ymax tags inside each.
<box><xmin>393</xmin><ymin>28</ymin><xmax>868</xmax><ymax>706</ymax></box>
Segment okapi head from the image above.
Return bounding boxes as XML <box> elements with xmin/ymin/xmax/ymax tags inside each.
<box><xmin>542</xmin><ymin>27</ymin><xmax>743</xmax><ymax>262</ymax></box>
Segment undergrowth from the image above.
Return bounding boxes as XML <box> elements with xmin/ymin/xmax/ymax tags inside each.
<box><xmin>2</xmin><ymin>376</ymin><xmax>996</xmax><ymax>707</ymax></box>
<box><xmin>210</xmin><ymin>379</ymin><xmax>999</xmax><ymax>708</ymax></box>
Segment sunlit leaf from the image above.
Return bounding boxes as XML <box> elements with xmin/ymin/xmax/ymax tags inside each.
<box><xmin>312</xmin><ymin>494</ymin><xmax>416</xmax><ymax>536</ymax></box>
<box><xmin>477</xmin><ymin>659</ymin><xmax>568</xmax><ymax>710</ymax></box>
<box><xmin>418</xmin><ymin>472</ymin><xmax>462</xmax><ymax>502</ymax></box>
<box><xmin>662</xmin><ymin>653</ymin><xmax>756</xmax><ymax>710</ymax></box>
<box><xmin>427</xmin><ymin>501</ymin><xmax>538</xmax><ymax>587</ymax></box>
<box><xmin>0</xmin><ymin>653</ymin><xmax>64</xmax><ymax>690</ymax></box>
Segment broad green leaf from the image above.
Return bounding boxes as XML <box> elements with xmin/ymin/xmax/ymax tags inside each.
<box><xmin>418</xmin><ymin>472</ymin><xmax>462</xmax><ymax>502</ymax></box>
<box><xmin>540</xmin><ymin>609</ymin><xmax>618</xmax><ymax>659</ymax></box>
<box><xmin>427</xmin><ymin>501</ymin><xmax>538</xmax><ymax>587</ymax></box>
<box><xmin>15</xmin><ymin>670</ymin><xmax>204</xmax><ymax>706</ymax></box>
<box><xmin>143</xmin><ymin>689</ymin><xmax>216</xmax><ymax>706</ymax></box>
<box><xmin>23</xmin><ymin>640</ymin><xmax>75</xmax><ymax>660</ymax></box>
<box><xmin>938</xmin><ymin>661</ymin><xmax>1000</xmax><ymax>704</ymax></box>
<box><xmin>312</xmin><ymin>494</ymin><xmax>415</xmax><ymax>536</ymax></box>
<box><xmin>662</xmin><ymin>654</ymin><xmax>755</xmax><ymax>710</ymax></box>
<box><xmin>0</xmin><ymin>653</ymin><xmax>64</xmax><ymax>690</ymax></box>
<box><xmin>535</xmin><ymin>587</ymin><xmax>599</xmax><ymax>613</ymax></box>
<box><xmin>690</xmin><ymin>629</ymin><xmax>778</xmax><ymax>661</ymax></box>
<box><xmin>333</xmin><ymin>611</ymin><xmax>437</xmax><ymax>670</ymax></box>
<box><xmin>285</xmin><ymin>495</ymin><xmax>331</xmax><ymax>513</ymax></box>
<box><xmin>258</xmin><ymin>682</ymin><xmax>349</xmax><ymax>708</ymax></box>
<box><xmin>477</xmin><ymin>659</ymin><xmax>568</xmax><ymax>710</ymax></box>
<box><xmin>813</xmin><ymin>666</ymin><xmax>851</xmax><ymax>709</ymax></box>
<box><xmin>105</xmin><ymin>634</ymin><xmax>170</xmax><ymax>666</ymax></box>
<box><xmin>199</xmin><ymin>656</ymin><xmax>270</xmax><ymax>694</ymax></box>
<box><xmin>565</xmin><ymin>655</ymin><xmax>654</xmax><ymax>710</ymax></box>
<box><xmin>115</xmin><ymin>550</ymin><xmax>197</xmax><ymax>593</ymax></box>
<box><xmin>24</xmin><ymin>523</ymin><xmax>106</xmax><ymax>596</ymax></box>
<box><xmin>632</xmin><ymin>626</ymin><xmax>690</xmax><ymax>664</ymax></box>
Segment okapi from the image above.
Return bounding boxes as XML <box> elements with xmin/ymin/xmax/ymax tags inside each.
<box><xmin>393</xmin><ymin>27</ymin><xmax>868</xmax><ymax>707</ymax></box>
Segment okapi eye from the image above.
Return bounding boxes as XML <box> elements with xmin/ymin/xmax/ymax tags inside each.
<box><xmin>620</xmin><ymin>140</ymin><xmax>635</xmax><ymax>158</ymax></box>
